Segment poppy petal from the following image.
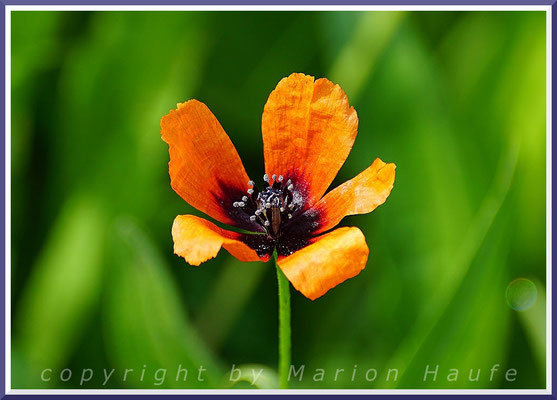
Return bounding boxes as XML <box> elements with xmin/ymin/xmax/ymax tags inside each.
<box><xmin>277</xmin><ymin>227</ymin><xmax>369</xmax><ymax>300</ymax></box>
<box><xmin>262</xmin><ymin>73</ymin><xmax>358</xmax><ymax>208</ymax></box>
<box><xmin>161</xmin><ymin>100</ymin><xmax>257</xmax><ymax>230</ymax></box>
<box><xmin>172</xmin><ymin>215</ymin><xmax>270</xmax><ymax>266</ymax></box>
<box><xmin>312</xmin><ymin>158</ymin><xmax>395</xmax><ymax>234</ymax></box>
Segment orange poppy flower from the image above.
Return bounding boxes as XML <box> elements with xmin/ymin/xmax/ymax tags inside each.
<box><xmin>161</xmin><ymin>73</ymin><xmax>396</xmax><ymax>300</ymax></box>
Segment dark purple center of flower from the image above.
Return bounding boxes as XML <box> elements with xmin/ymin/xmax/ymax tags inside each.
<box><xmin>216</xmin><ymin>173</ymin><xmax>321</xmax><ymax>257</ymax></box>
<box><xmin>233</xmin><ymin>174</ymin><xmax>304</xmax><ymax>240</ymax></box>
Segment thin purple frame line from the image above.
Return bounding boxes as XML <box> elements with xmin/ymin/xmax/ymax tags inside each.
<box><xmin>1</xmin><ymin>0</ymin><xmax>556</xmax><ymax>5</ymax></box>
<box><xmin>1</xmin><ymin>2</ymin><xmax>554</xmax><ymax>400</ymax></box>
<box><xmin>545</xmin><ymin>3</ymin><xmax>557</xmax><ymax>392</ymax></box>
<box><xmin>0</xmin><ymin>0</ymin><xmax>4</xmax><ymax>398</ymax></box>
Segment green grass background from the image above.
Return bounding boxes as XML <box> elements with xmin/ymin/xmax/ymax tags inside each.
<box><xmin>10</xmin><ymin>10</ymin><xmax>546</xmax><ymax>389</ymax></box>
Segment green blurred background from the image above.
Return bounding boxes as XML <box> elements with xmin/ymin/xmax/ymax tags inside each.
<box><xmin>10</xmin><ymin>10</ymin><xmax>547</xmax><ymax>389</ymax></box>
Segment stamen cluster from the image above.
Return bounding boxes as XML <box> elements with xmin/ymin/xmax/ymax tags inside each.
<box><xmin>233</xmin><ymin>174</ymin><xmax>298</xmax><ymax>238</ymax></box>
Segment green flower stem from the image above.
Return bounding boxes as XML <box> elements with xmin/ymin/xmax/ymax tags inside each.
<box><xmin>274</xmin><ymin>251</ymin><xmax>291</xmax><ymax>389</ymax></box>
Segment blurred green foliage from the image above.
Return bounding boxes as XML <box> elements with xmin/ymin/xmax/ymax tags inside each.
<box><xmin>10</xmin><ymin>10</ymin><xmax>546</xmax><ymax>389</ymax></box>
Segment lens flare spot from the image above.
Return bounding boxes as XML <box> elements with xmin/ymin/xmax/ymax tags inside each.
<box><xmin>506</xmin><ymin>278</ymin><xmax>537</xmax><ymax>311</ymax></box>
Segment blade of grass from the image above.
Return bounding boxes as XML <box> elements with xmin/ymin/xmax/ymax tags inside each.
<box><xmin>384</xmin><ymin>14</ymin><xmax>545</xmax><ymax>387</ymax></box>
<box><xmin>518</xmin><ymin>280</ymin><xmax>546</xmax><ymax>378</ymax></box>
<box><xmin>195</xmin><ymin>257</ymin><xmax>267</xmax><ymax>349</ymax></box>
<box><xmin>328</xmin><ymin>11</ymin><xmax>405</xmax><ymax>102</ymax></box>
<box><xmin>104</xmin><ymin>216</ymin><xmax>223</xmax><ymax>389</ymax></box>
<box><xmin>13</xmin><ymin>194</ymin><xmax>105</xmax><ymax>388</ymax></box>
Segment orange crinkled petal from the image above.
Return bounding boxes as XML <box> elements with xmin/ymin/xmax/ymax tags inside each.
<box><xmin>161</xmin><ymin>100</ymin><xmax>253</xmax><ymax>229</ymax></box>
<box><xmin>262</xmin><ymin>73</ymin><xmax>358</xmax><ymax>208</ymax></box>
<box><xmin>277</xmin><ymin>227</ymin><xmax>369</xmax><ymax>300</ymax></box>
<box><xmin>172</xmin><ymin>215</ymin><xmax>269</xmax><ymax>266</ymax></box>
<box><xmin>312</xmin><ymin>158</ymin><xmax>396</xmax><ymax>234</ymax></box>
